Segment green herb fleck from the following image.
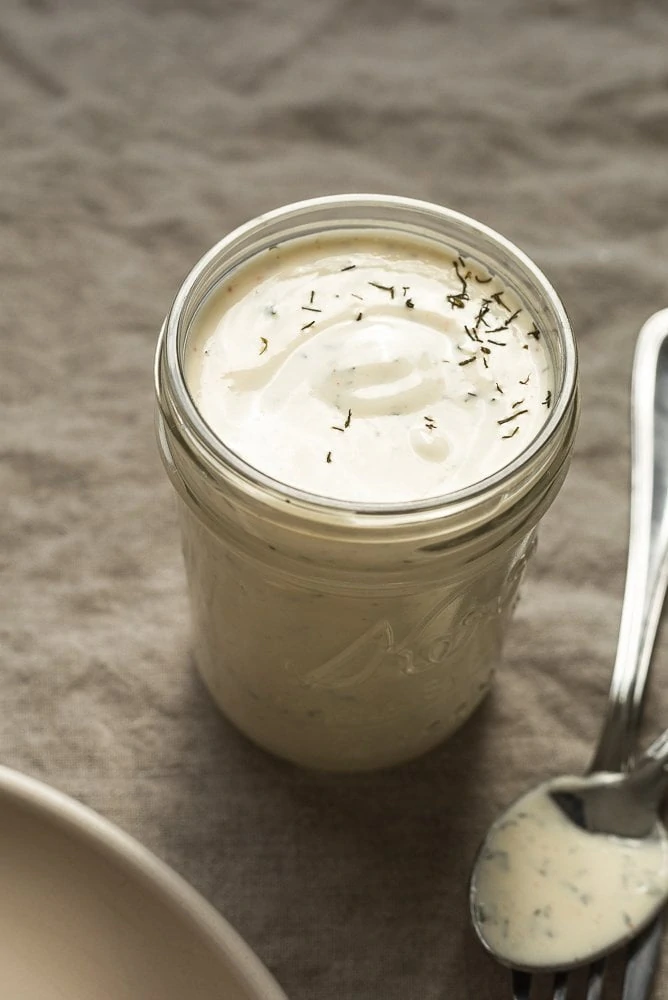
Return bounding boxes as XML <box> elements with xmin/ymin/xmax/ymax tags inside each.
<box><xmin>502</xmin><ymin>426</ymin><xmax>519</xmax><ymax>439</ymax></box>
<box><xmin>301</xmin><ymin>320</ymin><xmax>315</xmax><ymax>331</ymax></box>
<box><xmin>487</xmin><ymin>308</ymin><xmax>522</xmax><ymax>334</ymax></box>
<box><xmin>527</xmin><ymin>326</ymin><xmax>541</xmax><ymax>340</ymax></box>
<box><xmin>356</xmin><ymin>311</ymin><xmax>363</xmax><ymax>321</ymax></box>
<box><xmin>519</xmin><ymin>374</ymin><xmax>531</xmax><ymax>385</ymax></box>
<box><xmin>458</xmin><ymin>356</ymin><xmax>476</xmax><ymax>366</ymax></box>
<box><xmin>512</xmin><ymin>399</ymin><xmax>525</xmax><ymax>409</ymax></box>
<box><xmin>405</xmin><ymin>298</ymin><xmax>415</xmax><ymax>309</ymax></box>
<box><xmin>326</xmin><ymin>451</ymin><xmax>332</xmax><ymax>463</ymax></box>
<box><xmin>543</xmin><ymin>390</ymin><xmax>552</xmax><ymax>408</ymax></box>
<box><xmin>495</xmin><ymin>382</ymin><xmax>504</xmax><ymax>394</ymax></box>
<box><xmin>447</xmin><ymin>259</ymin><xmax>471</xmax><ymax>309</ymax></box>
<box><xmin>474</xmin><ymin>273</ymin><xmax>493</xmax><ymax>284</ymax></box>
<box><xmin>491</xmin><ymin>291</ymin><xmax>510</xmax><ymax>312</ymax></box>
<box><xmin>332</xmin><ymin>409</ymin><xmax>352</xmax><ymax>433</ymax></box>
<box><xmin>259</xmin><ymin>337</ymin><xmax>269</xmax><ymax>355</ymax></box>
<box><xmin>498</xmin><ymin>409</ymin><xmax>529</xmax><ymax>425</ymax></box>
<box><xmin>340</xmin><ymin>264</ymin><xmax>356</xmax><ymax>272</ymax></box>
<box><xmin>309</xmin><ymin>290</ymin><xmax>315</xmax><ymax>304</ymax></box>
<box><xmin>368</xmin><ymin>281</ymin><xmax>395</xmax><ymax>298</ymax></box>
<box><xmin>448</xmin><ymin>295</ymin><xmax>467</xmax><ymax>309</ymax></box>
<box><xmin>487</xmin><ymin>339</ymin><xmax>507</xmax><ymax>347</ymax></box>
<box><xmin>301</xmin><ymin>305</ymin><xmax>322</xmax><ymax>313</ymax></box>
<box><xmin>473</xmin><ymin>300</ymin><xmax>491</xmax><ymax>332</ymax></box>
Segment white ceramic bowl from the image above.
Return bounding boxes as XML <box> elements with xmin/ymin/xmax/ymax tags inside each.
<box><xmin>0</xmin><ymin>765</ymin><xmax>288</xmax><ymax>1000</ymax></box>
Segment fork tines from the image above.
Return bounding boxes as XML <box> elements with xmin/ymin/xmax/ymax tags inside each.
<box><xmin>510</xmin><ymin>917</ymin><xmax>661</xmax><ymax>1000</ymax></box>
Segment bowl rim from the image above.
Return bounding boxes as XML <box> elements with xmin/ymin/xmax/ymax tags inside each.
<box><xmin>0</xmin><ymin>764</ymin><xmax>289</xmax><ymax>1000</ymax></box>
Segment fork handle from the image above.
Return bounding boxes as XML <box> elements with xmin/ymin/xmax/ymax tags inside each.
<box><xmin>590</xmin><ymin>309</ymin><xmax>668</xmax><ymax>773</ymax></box>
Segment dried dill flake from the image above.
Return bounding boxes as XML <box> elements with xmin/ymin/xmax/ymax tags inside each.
<box><xmin>368</xmin><ymin>280</ymin><xmax>395</xmax><ymax>298</ymax></box>
<box><xmin>497</xmin><ymin>409</ymin><xmax>529</xmax><ymax>425</ymax></box>
<box><xmin>447</xmin><ymin>259</ymin><xmax>471</xmax><ymax>309</ymax></box>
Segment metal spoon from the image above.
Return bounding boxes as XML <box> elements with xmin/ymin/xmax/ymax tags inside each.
<box><xmin>549</xmin><ymin>727</ymin><xmax>668</xmax><ymax>841</ymax></box>
<box><xmin>469</xmin><ymin>308</ymin><xmax>668</xmax><ymax>973</ymax></box>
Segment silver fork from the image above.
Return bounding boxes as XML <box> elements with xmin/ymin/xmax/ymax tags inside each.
<box><xmin>509</xmin><ymin>309</ymin><xmax>668</xmax><ymax>1000</ymax></box>
<box><xmin>511</xmin><ymin>918</ymin><xmax>662</xmax><ymax>999</ymax></box>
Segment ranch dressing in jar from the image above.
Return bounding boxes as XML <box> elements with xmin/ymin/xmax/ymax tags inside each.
<box><xmin>185</xmin><ymin>235</ymin><xmax>552</xmax><ymax>504</ymax></box>
<box><xmin>155</xmin><ymin>195</ymin><xmax>578</xmax><ymax>771</ymax></box>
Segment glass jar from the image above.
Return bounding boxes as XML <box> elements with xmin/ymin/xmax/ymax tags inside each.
<box><xmin>155</xmin><ymin>195</ymin><xmax>578</xmax><ymax>772</ymax></box>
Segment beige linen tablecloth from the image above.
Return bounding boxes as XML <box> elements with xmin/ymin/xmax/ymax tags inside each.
<box><xmin>3</xmin><ymin>1</ymin><xmax>668</xmax><ymax>996</ymax></box>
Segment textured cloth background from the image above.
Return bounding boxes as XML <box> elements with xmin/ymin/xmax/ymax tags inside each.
<box><xmin>3</xmin><ymin>1</ymin><xmax>668</xmax><ymax>997</ymax></box>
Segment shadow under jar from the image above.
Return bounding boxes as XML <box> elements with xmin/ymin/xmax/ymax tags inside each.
<box><xmin>155</xmin><ymin>194</ymin><xmax>578</xmax><ymax>772</ymax></box>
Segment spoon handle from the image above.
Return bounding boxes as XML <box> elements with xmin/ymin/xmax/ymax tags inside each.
<box><xmin>621</xmin><ymin>720</ymin><xmax>668</xmax><ymax>804</ymax></box>
<box><xmin>590</xmin><ymin>309</ymin><xmax>668</xmax><ymax>773</ymax></box>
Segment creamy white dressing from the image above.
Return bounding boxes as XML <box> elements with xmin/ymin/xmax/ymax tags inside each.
<box><xmin>185</xmin><ymin>234</ymin><xmax>553</xmax><ymax>504</ymax></box>
<box><xmin>471</xmin><ymin>778</ymin><xmax>668</xmax><ymax>970</ymax></box>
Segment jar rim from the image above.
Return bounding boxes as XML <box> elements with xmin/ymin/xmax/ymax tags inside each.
<box><xmin>158</xmin><ymin>193</ymin><xmax>578</xmax><ymax>524</ymax></box>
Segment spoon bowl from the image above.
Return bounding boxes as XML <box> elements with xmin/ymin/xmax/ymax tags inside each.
<box><xmin>469</xmin><ymin>770</ymin><xmax>668</xmax><ymax>972</ymax></box>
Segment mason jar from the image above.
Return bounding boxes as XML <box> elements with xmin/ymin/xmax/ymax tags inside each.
<box><xmin>154</xmin><ymin>195</ymin><xmax>578</xmax><ymax>772</ymax></box>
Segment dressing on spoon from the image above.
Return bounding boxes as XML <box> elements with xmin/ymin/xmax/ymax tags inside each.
<box><xmin>470</xmin><ymin>775</ymin><xmax>668</xmax><ymax>970</ymax></box>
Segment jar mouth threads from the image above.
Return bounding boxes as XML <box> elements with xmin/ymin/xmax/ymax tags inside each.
<box><xmin>157</xmin><ymin>194</ymin><xmax>578</xmax><ymax>524</ymax></box>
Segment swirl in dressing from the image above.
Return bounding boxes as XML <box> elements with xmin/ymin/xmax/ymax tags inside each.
<box><xmin>185</xmin><ymin>233</ymin><xmax>552</xmax><ymax>503</ymax></box>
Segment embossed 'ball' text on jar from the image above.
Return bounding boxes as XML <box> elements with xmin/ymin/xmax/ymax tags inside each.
<box><xmin>155</xmin><ymin>195</ymin><xmax>578</xmax><ymax>772</ymax></box>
